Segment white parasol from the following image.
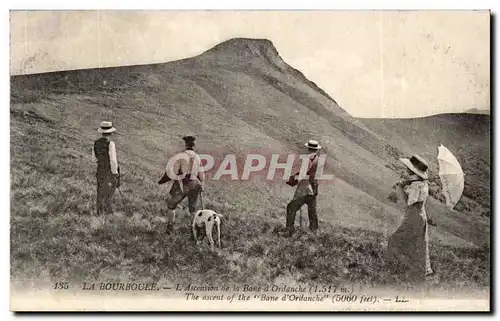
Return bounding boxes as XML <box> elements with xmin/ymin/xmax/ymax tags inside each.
<box><xmin>437</xmin><ymin>144</ymin><xmax>465</xmax><ymax>209</ymax></box>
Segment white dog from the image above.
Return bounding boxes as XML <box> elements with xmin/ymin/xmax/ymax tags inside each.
<box><xmin>192</xmin><ymin>209</ymin><xmax>223</xmax><ymax>250</ymax></box>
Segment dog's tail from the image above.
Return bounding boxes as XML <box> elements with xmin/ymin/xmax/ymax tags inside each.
<box><xmin>212</xmin><ymin>213</ymin><xmax>223</xmax><ymax>224</ymax></box>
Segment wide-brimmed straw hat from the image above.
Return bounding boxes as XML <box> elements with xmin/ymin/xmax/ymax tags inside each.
<box><xmin>399</xmin><ymin>155</ymin><xmax>429</xmax><ymax>180</ymax></box>
<box><xmin>304</xmin><ymin>139</ymin><xmax>322</xmax><ymax>150</ymax></box>
<box><xmin>97</xmin><ymin>121</ymin><xmax>116</xmax><ymax>134</ymax></box>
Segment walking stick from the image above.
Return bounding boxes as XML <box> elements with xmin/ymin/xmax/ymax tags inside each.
<box><xmin>299</xmin><ymin>206</ymin><xmax>303</xmax><ymax>229</ymax></box>
<box><xmin>117</xmin><ymin>187</ymin><xmax>124</xmax><ymax>200</ymax></box>
<box><xmin>117</xmin><ymin>187</ymin><xmax>128</xmax><ymax>212</ymax></box>
<box><xmin>200</xmin><ymin>190</ymin><xmax>205</xmax><ymax>210</ymax></box>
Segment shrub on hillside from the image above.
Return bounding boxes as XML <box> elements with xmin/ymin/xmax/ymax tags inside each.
<box><xmin>387</xmin><ymin>191</ymin><xmax>398</xmax><ymax>203</ymax></box>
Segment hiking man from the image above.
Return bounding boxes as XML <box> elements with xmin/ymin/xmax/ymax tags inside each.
<box><xmin>158</xmin><ymin>135</ymin><xmax>205</xmax><ymax>232</ymax></box>
<box><xmin>281</xmin><ymin>139</ymin><xmax>321</xmax><ymax>237</ymax></box>
<box><xmin>93</xmin><ymin>121</ymin><xmax>120</xmax><ymax>215</ymax></box>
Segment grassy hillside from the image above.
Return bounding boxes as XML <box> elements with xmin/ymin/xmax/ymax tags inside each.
<box><xmin>361</xmin><ymin>114</ymin><xmax>491</xmax><ymax>217</ymax></box>
<box><xmin>10</xmin><ymin>38</ymin><xmax>489</xmax><ymax>293</ymax></box>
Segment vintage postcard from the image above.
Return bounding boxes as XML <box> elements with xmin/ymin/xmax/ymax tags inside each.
<box><xmin>9</xmin><ymin>10</ymin><xmax>491</xmax><ymax>311</ymax></box>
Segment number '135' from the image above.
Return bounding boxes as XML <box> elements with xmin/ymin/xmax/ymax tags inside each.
<box><xmin>54</xmin><ymin>282</ymin><xmax>69</xmax><ymax>290</ymax></box>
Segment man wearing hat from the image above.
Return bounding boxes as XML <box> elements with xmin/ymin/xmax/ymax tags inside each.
<box><xmin>281</xmin><ymin>139</ymin><xmax>322</xmax><ymax>237</ymax></box>
<box><xmin>158</xmin><ymin>135</ymin><xmax>205</xmax><ymax>233</ymax></box>
<box><xmin>93</xmin><ymin>121</ymin><xmax>120</xmax><ymax>215</ymax></box>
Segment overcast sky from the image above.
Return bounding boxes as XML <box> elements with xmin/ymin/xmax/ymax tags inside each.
<box><xmin>10</xmin><ymin>10</ymin><xmax>490</xmax><ymax>118</ymax></box>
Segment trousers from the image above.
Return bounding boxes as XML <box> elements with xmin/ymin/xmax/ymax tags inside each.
<box><xmin>165</xmin><ymin>178</ymin><xmax>202</xmax><ymax>227</ymax></box>
<box><xmin>96</xmin><ymin>176</ymin><xmax>116</xmax><ymax>215</ymax></box>
<box><xmin>285</xmin><ymin>195</ymin><xmax>318</xmax><ymax>234</ymax></box>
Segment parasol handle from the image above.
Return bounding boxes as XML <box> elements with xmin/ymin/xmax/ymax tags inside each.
<box><xmin>423</xmin><ymin>176</ymin><xmax>442</xmax><ymax>182</ymax></box>
<box><xmin>397</xmin><ymin>176</ymin><xmax>441</xmax><ymax>184</ymax></box>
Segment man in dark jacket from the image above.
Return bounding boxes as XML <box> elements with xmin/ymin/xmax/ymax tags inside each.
<box><xmin>93</xmin><ymin>121</ymin><xmax>120</xmax><ymax>215</ymax></box>
<box><xmin>281</xmin><ymin>139</ymin><xmax>321</xmax><ymax>237</ymax></box>
<box><xmin>158</xmin><ymin>135</ymin><xmax>205</xmax><ymax>232</ymax></box>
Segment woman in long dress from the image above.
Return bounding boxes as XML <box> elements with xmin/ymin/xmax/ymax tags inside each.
<box><xmin>387</xmin><ymin>155</ymin><xmax>435</xmax><ymax>280</ymax></box>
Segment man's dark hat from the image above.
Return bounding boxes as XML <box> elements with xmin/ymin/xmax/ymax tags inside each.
<box><xmin>182</xmin><ymin>135</ymin><xmax>196</xmax><ymax>142</ymax></box>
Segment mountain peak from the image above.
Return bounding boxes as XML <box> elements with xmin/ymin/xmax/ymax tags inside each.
<box><xmin>205</xmin><ymin>38</ymin><xmax>276</xmax><ymax>54</ymax></box>
<box><xmin>465</xmin><ymin>108</ymin><xmax>490</xmax><ymax>115</ymax></box>
<box><xmin>200</xmin><ymin>38</ymin><xmax>281</xmax><ymax>61</ymax></box>
<box><xmin>197</xmin><ymin>37</ymin><xmax>341</xmax><ymax>109</ymax></box>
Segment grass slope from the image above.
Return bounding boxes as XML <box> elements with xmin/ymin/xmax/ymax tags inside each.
<box><xmin>10</xmin><ymin>38</ymin><xmax>489</xmax><ymax>293</ymax></box>
<box><xmin>361</xmin><ymin>114</ymin><xmax>491</xmax><ymax>216</ymax></box>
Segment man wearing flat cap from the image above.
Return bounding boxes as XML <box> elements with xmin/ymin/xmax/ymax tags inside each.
<box><xmin>158</xmin><ymin>135</ymin><xmax>205</xmax><ymax>232</ymax></box>
<box><xmin>93</xmin><ymin>121</ymin><xmax>120</xmax><ymax>215</ymax></box>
